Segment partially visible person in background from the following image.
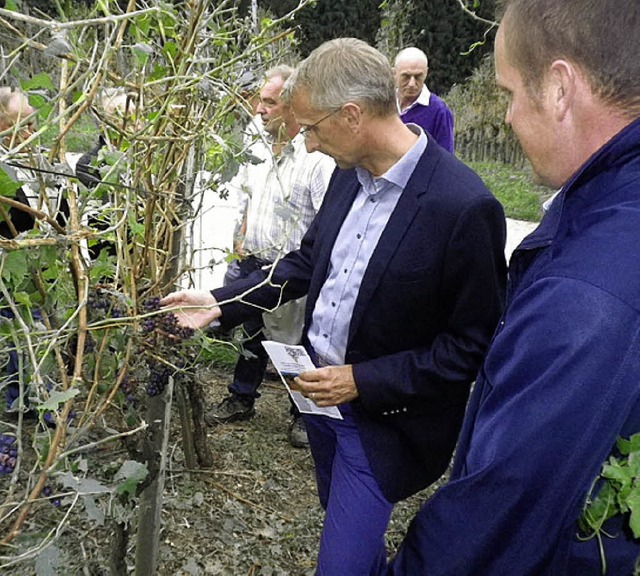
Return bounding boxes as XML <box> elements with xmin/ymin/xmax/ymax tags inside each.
<box><xmin>1</xmin><ymin>87</ymin><xmax>39</xmax><ymax>237</ymax></box>
<box><xmin>75</xmin><ymin>88</ymin><xmax>139</xmax><ymax>190</ymax></box>
<box><xmin>75</xmin><ymin>88</ymin><xmax>141</xmax><ymax>262</ymax></box>
<box><xmin>394</xmin><ymin>47</ymin><xmax>454</xmax><ymax>153</ymax></box>
<box><xmin>0</xmin><ymin>87</ymin><xmax>68</xmax><ymax>419</ymax></box>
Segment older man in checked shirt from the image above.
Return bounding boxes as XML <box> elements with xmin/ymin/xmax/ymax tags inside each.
<box><xmin>207</xmin><ymin>65</ymin><xmax>335</xmax><ymax>448</ymax></box>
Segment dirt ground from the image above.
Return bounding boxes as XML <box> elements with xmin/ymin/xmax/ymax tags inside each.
<box><xmin>1</xmin><ymin>365</ymin><xmax>442</xmax><ymax>575</ymax></box>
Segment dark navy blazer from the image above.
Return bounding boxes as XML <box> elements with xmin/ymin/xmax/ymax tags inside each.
<box><xmin>213</xmin><ymin>140</ymin><xmax>507</xmax><ymax>502</ymax></box>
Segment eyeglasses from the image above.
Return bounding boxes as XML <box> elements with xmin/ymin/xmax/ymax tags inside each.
<box><xmin>299</xmin><ymin>107</ymin><xmax>341</xmax><ymax>139</ymax></box>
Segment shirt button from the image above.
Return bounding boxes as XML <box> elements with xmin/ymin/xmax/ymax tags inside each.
<box><xmin>356</xmin><ymin>233</ymin><xmax>362</xmax><ymax>239</ymax></box>
<box><xmin>370</xmin><ymin>197</ymin><xmax>376</xmax><ymax>203</ymax></box>
<box><xmin>331</xmin><ymin>302</ymin><xmax>336</xmax><ymax>307</ymax></box>
<box><xmin>323</xmin><ymin>333</ymin><xmax>328</xmax><ymax>338</ymax></box>
<box><xmin>344</xmin><ymin>269</ymin><xmax>348</xmax><ymax>274</ymax></box>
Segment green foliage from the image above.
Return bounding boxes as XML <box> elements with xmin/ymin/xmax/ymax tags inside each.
<box><xmin>115</xmin><ymin>460</ymin><xmax>149</xmax><ymax>498</ymax></box>
<box><xmin>580</xmin><ymin>433</ymin><xmax>640</xmax><ymax>539</ymax></box>
<box><xmin>0</xmin><ymin>167</ymin><xmax>24</xmax><ymax>197</ymax></box>
<box><xmin>254</xmin><ymin>0</ymin><xmax>380</xmax><ymax>56</ymax></box>
<box><xmin>466</xmin><ymin>161</ymin><xmax>551</xmax><ymax>222</ymax></box>
<box><xmin>579</xmin><ymin>433</ymin><xmax>640</xmax><ymax>574</ymax></box>
<box><xmin>448</xmin><ymin>56</ymin><xmax>525</xmax><ymax>165</ymax></box>
<box><xmin>0</xmin><ymin>0</ymin><xmax>300</xmax><ymax>568</ymax></box>
<box><xmin>260</xmin><ymin>0</ymin><xmax>497</xmax><ymax>92</ymax></box>
<box><xmin>382</xmin><ymin>0</ymin><xmax>497</xmax><ymax>94</ymax></box>
<box><xmin>192</xmin><ymin>332</ymin><xmax>240</xmax><ymax>369</ymax></box>
<box><xmin>376</xmin><ymin>0</ymin><xmax>416</xmax><ymax>59</ymax></box>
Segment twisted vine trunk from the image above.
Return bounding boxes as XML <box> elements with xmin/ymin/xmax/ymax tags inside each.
<box><xmin>134</xmin><ymin>378</ymin><xmax>174</xmax><ymax>575</ymax></box>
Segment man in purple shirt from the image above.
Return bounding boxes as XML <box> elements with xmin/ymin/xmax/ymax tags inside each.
<box><xmin>394</xmin><ymin>47</ymin><xmax>454</xmax><ymax>153</ymax></box>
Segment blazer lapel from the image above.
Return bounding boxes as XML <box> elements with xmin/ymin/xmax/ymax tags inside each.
<box><xmin>347</xmin><ymin>149</ymin><xmax>437</xmax><ymax>344</ymax></box>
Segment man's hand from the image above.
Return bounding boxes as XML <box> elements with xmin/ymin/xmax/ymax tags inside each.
<box><xmin>292</xmin><ymin>364</ymin><xmax>358</xmax><ymax>407</ymax></box>
<box><xmin>233</xmin><ymin>241</ymin><xmax>247</xmax><ymax>258</ymax></box>
<box><xmin>160</xmin><ymin>290</ymin><xmax>221</xmax><ymax>330</ymax></box>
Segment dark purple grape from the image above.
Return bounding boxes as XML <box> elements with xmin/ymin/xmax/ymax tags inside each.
<box><xmin>146</xmin><ymin>362</ymin><xmax>171</xmax><ymax>396</ymax></box>
<box><xmin>141</xmin><ymin>297</ymin><xmax>161</xmax><ymax>312</ymax></box>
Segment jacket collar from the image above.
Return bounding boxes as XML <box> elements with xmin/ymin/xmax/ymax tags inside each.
<box><xmin>515</xmin><ymin>116</ymin><xmax>640</xmax><ymax>253</ymax></box>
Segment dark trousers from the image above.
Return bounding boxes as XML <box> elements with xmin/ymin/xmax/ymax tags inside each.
<box><xmin>2</xmin><ymin>308</ymin><xmax>55</xmax><ymax>425</ymax></box>
<box><xmin>225</xmin><ymin>256</ymin><xmax>270</xmax><ymax>400</ymax></box>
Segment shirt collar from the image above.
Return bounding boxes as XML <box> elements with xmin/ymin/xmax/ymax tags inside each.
<box><xmin>397</xmin><ymin>85</ymin><xmax>432</xmax><ymax>113</ymax></box>
<box><xmin>356</xmin><ymin>124</ymin><xmax>427</xmax><ymax>193</ymax></box>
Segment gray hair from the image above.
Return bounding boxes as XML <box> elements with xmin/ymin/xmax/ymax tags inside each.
<box><xmin>394</xmin><ymin>47</ymin><xmax>429</xmax><ymax>69</ymax></box>
<box><xmin>264</xmin><ymin>65</ymin><xmax>295</xmax><ymax>85</ymax></box>
<box><xmin>283</xmin><ymin>38</ymin><xmax>397</xmax><ymax>117</ymax></box>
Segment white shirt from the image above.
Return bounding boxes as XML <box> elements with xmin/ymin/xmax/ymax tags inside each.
<box><xmin>230</xmin><ymin>133</ymin><xmax>335</xmax><ymax>262</ymax></box>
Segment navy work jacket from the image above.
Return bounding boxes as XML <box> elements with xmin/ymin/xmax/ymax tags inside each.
<box><xmin>389</xmin><ymin>118</ymin><xmax>640</xmax><ymax>574</ymax></box>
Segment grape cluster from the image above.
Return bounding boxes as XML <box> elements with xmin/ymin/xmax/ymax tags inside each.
<box><xmin>0</xmin><ymin>435</ymin><xmax>17</xmax><ymax>475</ymax></box>
<box><xmin>42</xmin><ymin>485</ymin><xmax>61</xmax><ymax>507</ymax></box>
<box><xmin>87</xmin><ymin>293</ymin><xmax>110</xmax><ymax>311</ymax></box>
<box><xmin>146</xmin><ymin>361</ymin><xmax>171</xmax><ymax>396</ymax></box>
<box><xmin>141</xmin><ymin>297</ymin><xmax>161</xmax><ymax>312</ymax></box>
<box><xmin>140</xmin><ymin>297</ymin><xmax>194</xmax><ymax>340</ymax></box>
<box><xmin>119</xmin><ymin>374</ymin><xmax>136</xmax><ymax>405</ymax></box>
<box><xmin>87</xmin><ymin>290</ymin><xmax>124</xmax><ymax>319</ymax></box>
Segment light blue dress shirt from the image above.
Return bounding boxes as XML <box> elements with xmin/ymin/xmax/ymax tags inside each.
<box><xmin>308</xmin><ymin>126</ymin><xmax>428</xmax><ymax>365</ymax></box>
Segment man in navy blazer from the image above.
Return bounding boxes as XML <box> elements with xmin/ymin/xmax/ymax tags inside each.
<box><xmin>162</xmin><ymin>38</ymin><xmax>506</xmax><ymax>575</ymax></box>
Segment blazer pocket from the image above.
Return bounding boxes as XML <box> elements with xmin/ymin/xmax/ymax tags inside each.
<box><xmin>379</xmin><ymin>265</ymin><xmax>434</xmax><ymax>284</ymax></box>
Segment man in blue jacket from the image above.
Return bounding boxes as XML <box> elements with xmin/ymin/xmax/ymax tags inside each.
<box><xmin>162</xmin><ymin>38</ymin><xmax>506</xmax><ymax>575</ymax></box>
<box><xmin>387</xmin><ymin>0</ymin><xmax>640</xmax><ymax>573</ymax></box>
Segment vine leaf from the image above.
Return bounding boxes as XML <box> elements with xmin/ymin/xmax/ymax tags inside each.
<box><xmin>580</xmin><ymin>432</ymin><xmax>640</xmax><ymax>541</ymax></box>
<box><xmin>1</xmin><ymin>250</ymin><xmax>29</xmax><ymax>284</ymax></box>
<box><xmin>83</xmin><ymin>494</ymin><xmax>107</xmax><ymax>525</ymax></box>
<box><xmin>0</xmin><ymin>166</ymin><xmax>24</xmax><ymax>197</ymax></box>
<box><xmin>35</xmin><ymin>544</ymin><xmax>63</xmax><ymax>576</ymax></box>
<box><xmin>115</xmin><ymin>460</ymin><xmax>149</xmax><ymax>497</ymax></box>
<box><xmin>627</xmin><ymin>490</ymin><xmax>640</xmax><ymax>538</ymax></box>
<box><xmin>58</xmin><ymin>471</ymin><xmax>111</xmax><ymax>495</ymax></box>
<box><xmin>39</xmin><ymin>388</ymin><xmax>80</xmax><ymax>412</ymax></box>
<box><xmin>20</xmin><ymin>73</ymin><xmax>56</xmax><ymax>92</ymax></box>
